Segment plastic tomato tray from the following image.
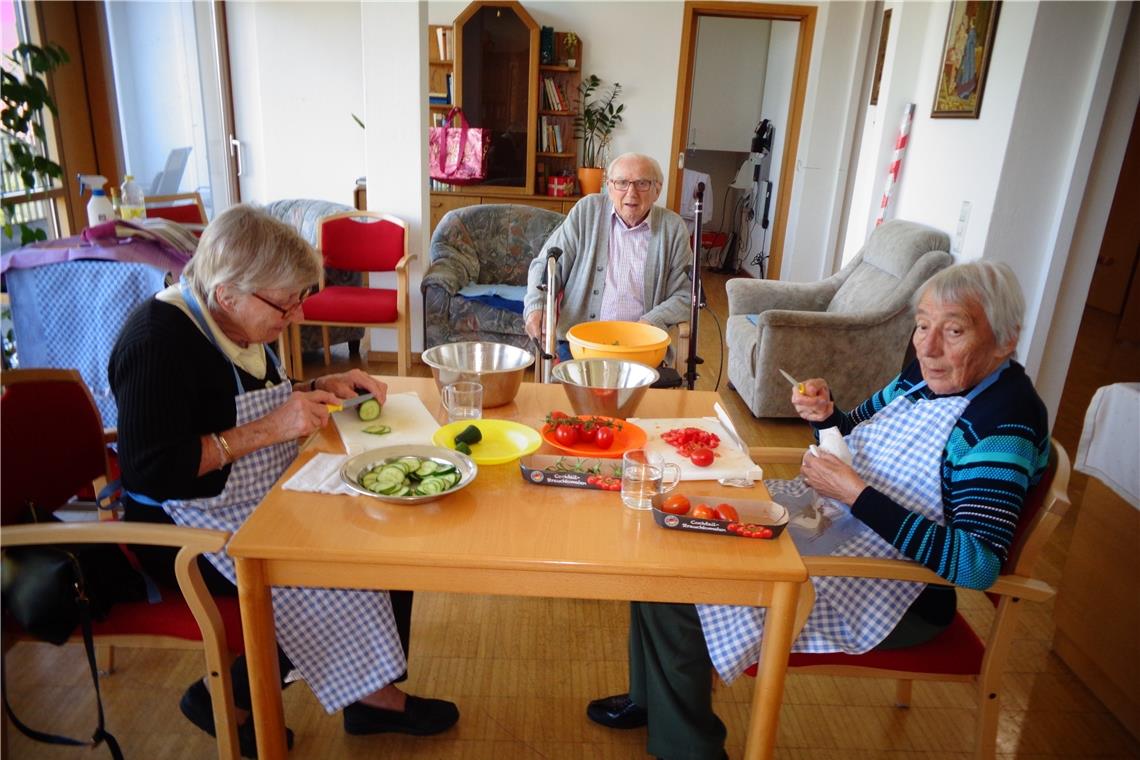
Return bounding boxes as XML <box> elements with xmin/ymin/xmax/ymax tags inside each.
<box><xmin>519</xmin><ymin>454</ymin><xmax>623</xmax><ymax>490</ymax></box>
<box><xmin>651</xmin><ymin>495</ymin><xmax>789</xmax><ymax>539</ymax></box>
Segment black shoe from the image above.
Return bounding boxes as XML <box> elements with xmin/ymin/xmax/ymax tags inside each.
<box><xmin>343</xmin><ymin>695</ymin><xmax>459</xmax><ymax>736</ymax></box>
<box><xmin>586</xmin><ymin>693</ymin><xmax>648</xmax><ymax>729</ymax></box>
<box><xmin>180</xmin><ymin>680</ymin><xmax>294</xmax><ymax>758</ymax></box>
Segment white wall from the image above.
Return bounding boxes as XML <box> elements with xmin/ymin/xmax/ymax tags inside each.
<box><xmin>689</xmin><ymin>17</ymin><xmax>770</xmax><ymax>152</ymax></box>
<box><xmin>228</xmin><ymin>2</ymin><xmax>365</xmax><ymax>205</ymax></box>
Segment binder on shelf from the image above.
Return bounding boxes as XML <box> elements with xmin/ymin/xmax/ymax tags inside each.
<box><xmin>436</xmin><ymin>27</ymin><xmax>446</xmax><ymax>60</ymax></box>
<box><xmin>540</xmin><ymin>26</ymin><xmax>554</xmax><ymax>64</ymax></box>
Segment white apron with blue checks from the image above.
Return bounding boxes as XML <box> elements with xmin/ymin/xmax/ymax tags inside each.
<box><xmin>697</xmin><ymin>372</ymin><xmax>998</xmax><ymax>684</ymax></box>
<box><xmin>155</xmin><ymin>285</ymin><xmax>407</xmax><ymax>711</ymax></box>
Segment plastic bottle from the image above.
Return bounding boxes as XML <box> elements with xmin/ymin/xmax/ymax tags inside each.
<box><xmin>78</xmin><ymin>174</ymin><xmax>114</xmax><ymax>228</ymax></box>
<box><xmin>120</xmin><ymin>174</ymin><xmax>146</xmax><ymax>220</ymax></box>
<box><xmin>109</xmin><ymin>187</ymin><xmax>122</xmax><ymax>219</ymax></box>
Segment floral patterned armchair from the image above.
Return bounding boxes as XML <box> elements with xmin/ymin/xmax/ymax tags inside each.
<box><xmin>263</xmin><ymin>198</ymin><xmax>364</xmax><ymax>354</ymax></box>
<box><xmin>422</xmin><ymin>204</ymin><xmax>565</xmax><ymax>350</ymax></box>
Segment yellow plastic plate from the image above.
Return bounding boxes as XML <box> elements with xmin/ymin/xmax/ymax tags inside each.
<box><xmin>432</xmin><ymin>419</ymin><xmax>542</xmax><ymax>465</ymax></box>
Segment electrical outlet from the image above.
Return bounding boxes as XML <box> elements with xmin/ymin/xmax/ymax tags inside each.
<box><xmin>953</xmin><ymin>201</ymin><xmax>971</xmax><ymax>255</ymax></box>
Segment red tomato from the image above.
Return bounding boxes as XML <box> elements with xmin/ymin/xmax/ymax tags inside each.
<box><xmin>714</xmin><ymin>503</ymin><xmax>739</xmax><ymax>522</ymax></box>
<box><xmin>757</xmin><ymin>526</ymin><xmax>774</xmax><ymax>539</ymax></box>
<box><xmin>689</xmin><ymin>447</ymin><xmax>715</xmax><ymax>467</ymax></box>
<box><xmin>593</xmin><ymin>426</ymin><xmax>615</xmax><ymax>449</ymax></box>
<box><xmin>554</xmin><ymin>424</ymin><xmax>580</xmax><ymax>446</ymax></box>
<box><xmin>586</xmin><ymin>475</ymin><xmax>598</xmax><ymax>486</ymax></box>
<box><xmin>550</xmin><ymin>410</ymin><xmax>569</xmax><ymax>421</ymax></box>
<box><xmin>661</xmin><ymin>494</ymin><xmax>691</xmax><ymax>515</ymax></box>
<box><xmin>691</xmin><ymin>504</ymin><xmax>716</xmax><ymax>519</ymax></box>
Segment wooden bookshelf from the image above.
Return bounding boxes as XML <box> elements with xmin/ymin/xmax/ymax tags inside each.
<box><xmin>428</xmin><ymin>24</ymin><xmax>454</xmax><ymax>118</ymax></box>
<box><xmin>536</xmin><ymin>32</ymin><xmax>581</xmax><ymax>196</ymax></box>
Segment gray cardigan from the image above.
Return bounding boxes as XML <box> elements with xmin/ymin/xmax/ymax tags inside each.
<box><xmin>523</xmin><ymin>193</ymin><xmax>692</xmax><ymax>339</ymax></box>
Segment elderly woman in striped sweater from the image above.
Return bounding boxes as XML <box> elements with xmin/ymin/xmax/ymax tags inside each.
<box><xmin>586</xmin><ymin>260</ymin><xmax>1050</xmax><ymax>760</ymax></box>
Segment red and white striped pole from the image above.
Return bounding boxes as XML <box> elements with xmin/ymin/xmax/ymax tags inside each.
<box><xmin>876</xmin><ymin>102</ymin><xmax>915</xmax><ymax>226</ymax></box>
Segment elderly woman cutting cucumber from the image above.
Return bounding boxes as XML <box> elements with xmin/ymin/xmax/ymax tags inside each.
<box><xmin>109</xmin><ymin>205</ymin><xmax>458</xmax><ymax>755</ymax></box>
<box><xmin>585</xmin><ymin>261</ymin><xmax>1050</xmax><ymax>760</ymax></box>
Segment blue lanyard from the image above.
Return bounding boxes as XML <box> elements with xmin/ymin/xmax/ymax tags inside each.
<box><xmin>179</xmin><ymin>279</ymin><xmax>282</xmax><ymax>393</ymax></box>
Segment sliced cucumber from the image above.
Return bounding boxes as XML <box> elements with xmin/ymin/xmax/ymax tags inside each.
<box><xmin>357</xmin><ymin>455</ymin><xmax>465</xmax><ymax>499</ymax></box>
<box><xmin>362</xmin><ymin>424</ymin><xmax>392</xmax><ymax>436</ymax></box>
<box><xmin>357</xmin><ymin>398</ymin><xmax>382</xmax><ymax>421</ymax></box>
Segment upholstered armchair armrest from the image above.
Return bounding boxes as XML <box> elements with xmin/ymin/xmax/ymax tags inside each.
<box><xmin>726</xmin><ymin>276</ymin><xmax>839</xmax><ymax>316</ymax></box>
<box><xmin>422</xmin><ymin>241</ymin><xmax>480</xmax><ymax>297</ymax></box>
<box><xmin>802</xmin><ymin>555</ymin><xmax>1055</xmax><ymax>603</ymax></box>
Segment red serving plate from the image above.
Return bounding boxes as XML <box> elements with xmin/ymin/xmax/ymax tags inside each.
<box><xmin>540</xmin><ymin>416</ymin><xmax>647</xmax><ymax>459</ymax></box>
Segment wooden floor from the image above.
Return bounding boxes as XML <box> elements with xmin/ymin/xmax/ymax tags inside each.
<box><xmin>7</xmin><ymin>272</ymin><xmax>1140</xmax><ymax>759</ymax></box>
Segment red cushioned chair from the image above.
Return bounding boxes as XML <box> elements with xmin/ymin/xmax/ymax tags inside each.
<box><xmin>1</xmin><ymin>368</ymin><xmax>242</xmax><ymax>760</ymax></box>
<box><xmin>290</xmin><ymin>210</ymin><xmax>411</xmax><ymax>378</ymax></box>
<box><xmin>144</xmin><ymin>192</ymin><xmax>208</xmax><ymax>225</ymax></box>
<box><xmin>745</xmin><ymin>441</ymin><xmax>1071</xmax><ymax>760</ymax></box>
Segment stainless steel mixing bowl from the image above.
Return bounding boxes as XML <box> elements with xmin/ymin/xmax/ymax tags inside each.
<box><xmin>421</xmin><ymin>342</ymin><xmax>535</xmax><ymax>408</ymax></box>
<box><xmin>551</xmin><ymin>359</ymin><xmax>659</xmax><ymax>419</ymax></box>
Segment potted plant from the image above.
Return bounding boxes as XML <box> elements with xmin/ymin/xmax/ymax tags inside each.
<box><xmin>563</xmin><ymin>32</ymin><xmax>578</xmax><ymax>68</ymax></box>
<box><xmin>573</xmin><ymin>74</ymin><xmax>623</xmax><ymax>195</ymax></box>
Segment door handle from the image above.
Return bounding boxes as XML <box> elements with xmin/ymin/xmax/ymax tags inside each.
<box><xmin>229</xmin><ymin>135</ymin><xmax>244</xmax><ymax>177</ymax></box>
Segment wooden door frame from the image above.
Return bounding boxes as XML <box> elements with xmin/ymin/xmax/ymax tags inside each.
<box><xmin>666</xmin><ymin>1</ymin><xmax>817</xmax><ymax>280</ymax></box>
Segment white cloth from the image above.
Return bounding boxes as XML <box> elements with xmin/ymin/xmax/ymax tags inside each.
<box><xmin>1075</xmin><ymin>382</ymin><xmax>1140</xmax><ymax>508</ymax></box>
<box><xmin>282</xmin><ymin>453</ymin><xmax>355</xmax><ymax>495</ymax></box>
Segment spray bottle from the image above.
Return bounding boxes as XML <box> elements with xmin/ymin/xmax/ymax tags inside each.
<box><xmin>78</xmin><ymin>174</ymin><xmax>115</xmax><ymax>228</ymax></box>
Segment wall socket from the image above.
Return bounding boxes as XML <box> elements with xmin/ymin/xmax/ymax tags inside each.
<box><xmin>953</xmin><ymin>201</ymin><xmax>971</xmax><ymax>255</ymax></box>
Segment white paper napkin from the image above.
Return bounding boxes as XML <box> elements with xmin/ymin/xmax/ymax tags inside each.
<box><xmin>282</xmin><ymin>453</ymin><xmax>355</xmax><ymax>495</ymax></box>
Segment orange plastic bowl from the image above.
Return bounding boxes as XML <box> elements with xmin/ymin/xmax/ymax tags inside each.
<box><xmin>566</xmin><ymin>321</ymin><xmax>670</xmax><ymax>368</ymax></box>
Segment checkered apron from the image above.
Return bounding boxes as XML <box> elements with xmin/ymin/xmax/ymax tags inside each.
<box><xmin>149</xmin><ymin>285</ymin><xmax>407</xmax><ymax>711</ymax></box>
<box><xmin>697</xmin><ymin>369</ymin><xmax>1004</xmax><ymax>684</ymax></box>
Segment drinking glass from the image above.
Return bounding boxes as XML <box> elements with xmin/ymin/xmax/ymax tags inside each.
<box><xmin>621</xmin><ymin>449</ymin><xmax>681</xmax><ymax>510</ymax></box>
<box><xmin>443</xmin><ymin>381</ymin><xmax>483</xmax><ymax>424</ymax></box>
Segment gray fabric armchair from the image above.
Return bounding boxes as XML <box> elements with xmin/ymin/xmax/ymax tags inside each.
<box><xmin>725</xmin><ymin>220</ymin><xmax>952</xmax><ymax>417</ymax></box>
<box><xmin>423</xmin><ymin>204</ymin><xmax>565</xmax><ymax>350</ymax></box>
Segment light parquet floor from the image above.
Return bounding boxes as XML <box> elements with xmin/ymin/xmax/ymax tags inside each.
<box><xmin>6</xmin><ymin>272</ymin><xmax>1140</xmax><ymax>758</ymax></box>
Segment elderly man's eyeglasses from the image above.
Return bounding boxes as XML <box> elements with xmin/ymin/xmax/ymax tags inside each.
<box><xmin>610</xmin><ymin>178</ymin><xmax>657</xmax><ymax>192</ymax></box>
<box><xmin>250</xmin><ymin>286</ymin><xmax>316</xmax><ymax>318</ymax></box>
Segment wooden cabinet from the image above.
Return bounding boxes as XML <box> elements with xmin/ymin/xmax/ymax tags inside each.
<box><xmin>428</xmin><ymin>191</ymin><xmax>581</xmax><ymax>235</ymax></box>
<box><xmin>428</xmin><ymin>24</ymin><xmax>454</xmax><ymax>120</ymax></box>
<box><xmin>536</xmin><ymin>33</ymin><xmax>581</xmax><ymax>195</ymax></box>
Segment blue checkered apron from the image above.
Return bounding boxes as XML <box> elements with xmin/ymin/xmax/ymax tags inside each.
<box><xmin>145</xmin><ymin>283</ymin><xmax>407</xmax><ymax>711</ymax></box>
<box><xmin>696</xmin><ymin>369</ymin><xmax>1004</xmax><ymax>684</ymax></box>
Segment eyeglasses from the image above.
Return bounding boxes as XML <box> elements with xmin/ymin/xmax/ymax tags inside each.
<box><xmin>250</xmin><ymin>286</ymin><xmax>316</xmax><ymax>318</ymax></box>
<box><xmin>609</xmin><ymin>178</ymin><xmax>658</xmax><ymax>192</ymax></box>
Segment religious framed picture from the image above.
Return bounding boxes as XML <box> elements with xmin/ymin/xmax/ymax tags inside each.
<box><xmin>931</xmin><ymin>1</ymin><xmax>1001</xmax><ymax>118</ymax></box>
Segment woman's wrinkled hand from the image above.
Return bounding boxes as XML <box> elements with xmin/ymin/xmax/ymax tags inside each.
<box><xmin>792</xmin><ymin>378</ymin><xmax>834</xmax><ymax>422</ymax></box>
<box><xmin>314</xmin><ymin>369</ymin><xmax>388</xmax><ymax>405</ymax></box>
<box><xmin>266</xmin><ymin>389</ymin><xmax>342</xmax><ymax>441</ymax></box>
<box><xmin>801</xmin><ymin>449</ymin><xmax>866</xmax><ymax>505</ymax></box>
<box><xmin>524</xmin><ymin>311</ymin><xmax>543</xmax><ymax>342</ymax></box>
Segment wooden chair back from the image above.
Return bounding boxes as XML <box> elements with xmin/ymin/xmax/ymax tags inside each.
<box><xmin>145</xmin><ymin>192</ymin><xmax>208</xmax><ymax>225</ymax></box>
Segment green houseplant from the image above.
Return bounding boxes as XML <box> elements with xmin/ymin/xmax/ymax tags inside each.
<box><xmin>573</xmin><ymin>74</ymin><xmax>623</xmax><ymax>194</ymax></box>
<box><xmin>2</xmin><ymin>42</ymin><xmax>69</xmax><ymax>247</ymax></box>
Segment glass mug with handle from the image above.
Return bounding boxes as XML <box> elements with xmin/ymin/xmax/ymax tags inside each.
<box><xmin>442</xmin><ymin>381</ymin><xmax>483</xmax><ymax>424</ymax></box>
<box><xmin>621</xmin><ymin>449</ymin><xmax>681</xmax><ymax>510</ymax></box>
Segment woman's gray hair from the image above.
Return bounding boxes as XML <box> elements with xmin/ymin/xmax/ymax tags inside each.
<box><xmin>914</xmin><ymin>260</ymin><xmax>1025</xmax><ymax>348</ymax></box>
<box><xmin>607</xmin><ymin>152</ymin><xmax>664</xmax><ymax>184</ymax></box>
<box><xmin>182</xmin><ymin>204</ymin><xmax>322</xmax><ymax>308</ymax></box>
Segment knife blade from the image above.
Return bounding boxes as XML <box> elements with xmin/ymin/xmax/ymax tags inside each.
<box><xmin>712</xmin><ymin>402</ymin><xmax>748</xmax><ymax>454</ymax></box>
<box><xmin>327</xmin><ymin>393</ymin><xmax>376</xmax><ymax>413</ymax></box>
<box><xmin>778</xmin><ymin>368</ymin><xmax>806</xmax><ymax>395</ymax></box>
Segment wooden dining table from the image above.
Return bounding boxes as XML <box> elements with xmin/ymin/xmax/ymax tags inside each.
<box><xmin>229</xmin><ymin>377</ymin><xmax>807</xmax><ymax>759</ymax></box>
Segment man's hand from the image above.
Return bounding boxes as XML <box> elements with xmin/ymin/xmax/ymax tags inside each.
<box><xmin>801</xmin><ymin>449</ymin><xmax>866</xmax><ymax>505</ymax></box>
<box><xmin>525</xmin><ymin>311</ymin><xmax>543</xmax><ymax>342</ymax></box>
<box><xmin>792</xmin><ymin>378</ymin><xmax>835</xmax><ymax>422</ymax></box>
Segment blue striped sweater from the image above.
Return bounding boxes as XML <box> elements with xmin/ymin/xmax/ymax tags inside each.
<box><xmin>817</xmin><ymin>361</ymin><xmax>1050</xmax><ymax>590</ymax></box>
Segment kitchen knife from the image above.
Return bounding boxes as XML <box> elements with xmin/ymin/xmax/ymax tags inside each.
<box><xmin>778</xmin><ymin>368</ymin><xmax>806</xmax><ymax>395</ymax></box>
<box><xmin>327</xmin><ymin>393</ymin><xmax>375</xmax><ymax>413</ymax></box>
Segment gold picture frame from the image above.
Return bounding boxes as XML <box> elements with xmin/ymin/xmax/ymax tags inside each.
<box><xmin>931</xmin><ymin>1</ymin><xmax>1001</xmax><ymax>119</ymax></box>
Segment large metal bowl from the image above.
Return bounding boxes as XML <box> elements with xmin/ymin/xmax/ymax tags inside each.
<box><xmin>551</xmin><ymin>359</ymin><xmax>659</xmax><ymax>419</ymax></box>
<box><xmin>421</xmin><ymin>342</ymin><xmax>534</xmax><ymax>408</ymax></box>
<box><xmin>340</xmin><ymin>445</ymin><xmax>477</xmax><ymax>504</ymax></box>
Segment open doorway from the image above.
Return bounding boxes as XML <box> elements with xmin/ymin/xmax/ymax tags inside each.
<box><xmin>666</xmin><ymin>2</ymin><xmax>816</xmax><ymax>280</ymax></box>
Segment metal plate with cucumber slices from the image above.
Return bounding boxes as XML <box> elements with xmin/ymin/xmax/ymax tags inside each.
<box><xmin>340</xmin><ymin>445</ymin><xmax>477</xmax><ymax>504</ymax></box>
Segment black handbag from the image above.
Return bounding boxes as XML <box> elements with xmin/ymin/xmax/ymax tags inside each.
<box><xmin>1</xmin><ymin>535</ymin><xmax>146</xmax><ymax>759</ymax></box>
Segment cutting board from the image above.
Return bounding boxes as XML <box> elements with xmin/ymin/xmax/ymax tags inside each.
<box><xmin>333</xmin><ymin>391</ymin><xmax>441</xmax><ymax>455</ymax></box>
<box><xmin>627</xmin><ymin>417</ymin><xmax>764</xmax><ymax>482</ymax></box>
